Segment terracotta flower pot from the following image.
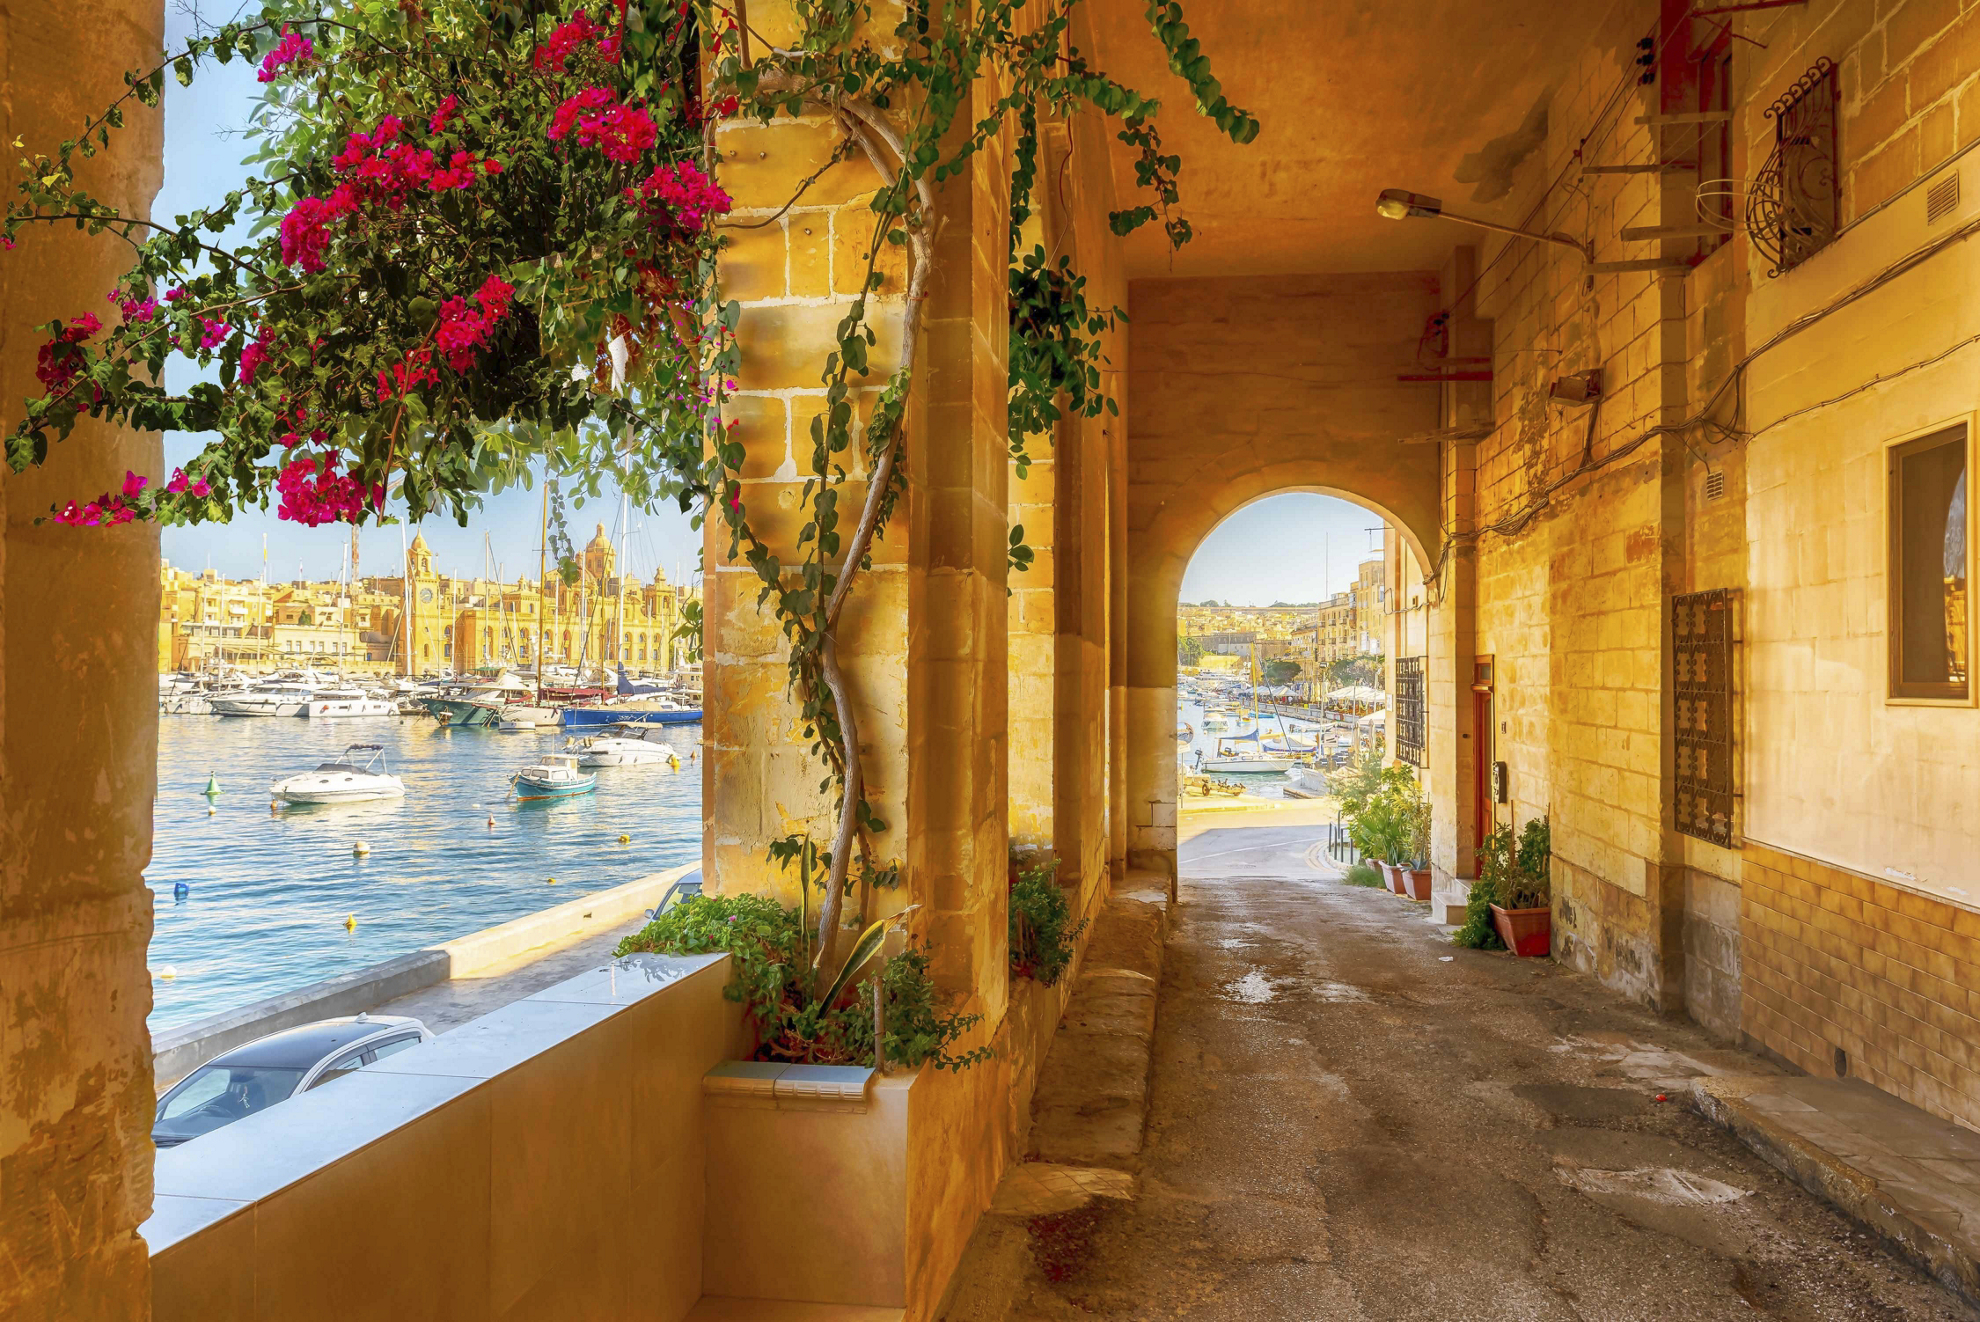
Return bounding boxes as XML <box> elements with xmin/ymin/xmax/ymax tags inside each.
<box><xmin>1405</xmin><ymin>868</ymin><xmax>1433</xmax><ymax>902</ymax></box>
<box><xmin>1380</xmin><ymin>862</ymin><xmax>1404</xmax><ymax>894</ymax></box>
<box><xmin>1490</xmin><ymin>902</ymin><xmax>1552</xmax><ymax>956</ymax></box>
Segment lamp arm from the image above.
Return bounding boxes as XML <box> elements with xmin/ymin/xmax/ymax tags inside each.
<box><xmin>1436</xmin><ymin>209</ymin><xmax>1591</xmax><ymax>262</ymax></box>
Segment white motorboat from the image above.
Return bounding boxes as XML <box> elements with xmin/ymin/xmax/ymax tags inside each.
<box><xmin>307</xmin><ymin>687</ymin><xmax>398</xmax><ymax>719</ymax></box>
<box><xmin>270</xmin><ymin>744</ymin><xmax>406</xmax><ymax>804</ymax></box>
<box><xmin>213</xmin><ymin>681</ymin><xmax>319</xmax><ymax>718</ymax></box>
<box><xmin>1282</xmin><ymin>766</ymin><xmax>1329</xmax><ymax>799</ymax></box>
<box><xmin>567</xmin><ymin>725</ymin><xmax>682</xmax><ymax>767</ymax></box>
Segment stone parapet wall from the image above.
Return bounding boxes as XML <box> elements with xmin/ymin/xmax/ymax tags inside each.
<box><xmin>1741</xmin><ymin>843</ymin><xmax>1980</xmax><ymax>1132</ymax></box>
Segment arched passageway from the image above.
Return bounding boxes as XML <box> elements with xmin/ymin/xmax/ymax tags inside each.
<box><xmin>1120</xmin><ymin>271</ymin><xmax>1447</xmax><ymax>885</ymax></box>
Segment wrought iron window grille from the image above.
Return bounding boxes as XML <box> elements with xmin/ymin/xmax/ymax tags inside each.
<box><xmin>1672</xmin><ymin>589</ymin><xmax>1739</xmax><ymax>848</ymax></box>
<box><xmin>1396</xmin><ymin>656</ymin><xmax>1426</xmax><ymax>768</ymax></box>
<box><xmin>1748</xmin><ymin>57</ymin><xmax>1839</xmax><ymax>277</ymax></box>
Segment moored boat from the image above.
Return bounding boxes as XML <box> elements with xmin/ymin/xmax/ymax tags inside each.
<box><xmin>270</xmin><ymin>744</ymin><xmax>406</xmax><ymax>804</ymax></box>
<box><xmin>307</xmin><ymin>687</ymin><xmax>398</xmax><ymax>719</ymax></box>
<box><xmin>567</xmin><ymin>724</ymin><xmax>682</xmax><ymax>767</ymax></box>
<box><xmin>512</xmin><ymin>753</ymin><xmax>596</xmax><ymax>800</ymax></box>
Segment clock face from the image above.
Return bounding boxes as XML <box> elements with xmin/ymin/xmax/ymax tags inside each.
<box><xmin>419</xmin><ymin>588</ymin><xmax>434</xmax><ymax>603</ymax></box>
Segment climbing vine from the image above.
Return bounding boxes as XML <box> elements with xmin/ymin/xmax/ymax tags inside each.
<box><xmin>5</xmin><ymin>0</ymin><xmax>1254</xmax><ymax>998</ymax></box>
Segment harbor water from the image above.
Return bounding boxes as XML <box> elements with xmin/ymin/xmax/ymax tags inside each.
<box><xmin>147</xmin><ymin>713</ymin><xmax>702</xmax><ymax>1032</ymax></box>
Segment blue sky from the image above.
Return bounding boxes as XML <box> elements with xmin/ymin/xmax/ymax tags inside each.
<box><xmin>152</xmin><ymin>7</ymin><xmax>702</xmax><ymax>585</ymax></box>
<box><xmin>1179</xmin><ymin>494</ymin><xmax>1387</xmax><ymax>605</ymax></box>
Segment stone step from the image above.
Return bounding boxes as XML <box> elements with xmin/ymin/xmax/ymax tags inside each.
<box><xmin>1691</xmin><ymin>1075</ymin><xmax>1980</xmax><ymax>1311</ymax></box>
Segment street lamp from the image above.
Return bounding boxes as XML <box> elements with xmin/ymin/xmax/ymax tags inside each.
<box><xmin>1376</xmin><ymin>188</ymin><xmax>1591</xmax><ymax>261</ymax></box>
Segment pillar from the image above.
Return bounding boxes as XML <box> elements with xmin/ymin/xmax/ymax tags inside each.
<box><xmin>0</xmin><ymin>2</ymin><xmax>164</xmax><ymax>1318</ymax></box>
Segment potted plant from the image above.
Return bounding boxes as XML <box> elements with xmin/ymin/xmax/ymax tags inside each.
<box><xmin>1453</xmin><ymin>816</ymin><xmax>1552</xmax><ymax>955</ymax></box>
<box><xmin>1401</xmin><ymin>787</ymin><xmax>1434</xmax><ymax>902</ymax></box>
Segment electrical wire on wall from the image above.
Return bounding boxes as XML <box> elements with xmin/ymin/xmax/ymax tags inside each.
<box><xmin>1421</xmin><ymin>208</ymin><xmax>1980</xmax><ymax>602</ymax></box>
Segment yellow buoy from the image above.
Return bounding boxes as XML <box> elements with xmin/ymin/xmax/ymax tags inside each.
<box><xmin>546</xmin><ymin>876</ymin><xmax>559</xmax><ymax>885</ymax></box>
<box><xmin>618</xmin><ymin>834</ymin><xmax>631</xmax><ymax>844</ymax></box>
<box><xmin>270</xmin><ymin>801</ymin><xmax>281</xmax><ymax>814</ymax></box>
<box><xmin>353</xmin><ymin>841</ymin><xmax>370</xmax><ymax>856</ymax></box>
<box><xmin>344</xmin><ymin>914</ymin><xmax>357</xmax><ymax>931</ymax></box>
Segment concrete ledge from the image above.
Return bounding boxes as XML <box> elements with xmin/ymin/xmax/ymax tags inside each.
<box><xmin>152</xmin><ymin>862</ymin><xmax>698</xmax><ymax>1087</ymax></box>
<box><xmin>1690</xmin><ymin>1075</ymin><xmax>1980</xmax><ymax>1310</ymax></box>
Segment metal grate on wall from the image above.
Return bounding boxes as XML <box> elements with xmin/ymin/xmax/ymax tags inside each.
<box><xmin>1673</xmin><ymin>589</ymin><xmax>1738</xmax><ymax>848</ymax></box>
<box><xmin>1395</xmin><ymin>656</ymin><xmax>1426</xmax><ymax>768</ymax></box>
<box><xmin>1748</xmin><ymin>58</ymin><xmax>1839</xmax><ymax>277</ymax></box>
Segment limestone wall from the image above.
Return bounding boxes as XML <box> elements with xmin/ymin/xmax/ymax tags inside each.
<box><xmin>0</xmin><ymin>2</ymin><xmax>164</xmax><ymax>1317</ymax></box>
<box><xmin>1122</xmin><ymin>271</ymin><xmax>1443</xmax><ymax>876</ymax></box>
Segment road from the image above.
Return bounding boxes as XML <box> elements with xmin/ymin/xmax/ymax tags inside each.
<box><xmin>1013</xmin><ymin>810</ymin><xmax>1972</xmax><ymax>1320</ymax></box>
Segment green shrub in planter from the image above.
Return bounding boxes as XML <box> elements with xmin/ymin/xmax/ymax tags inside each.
<box><xmin>1451</xmin><ymin>816</ymin><xmax>1551</xmax><ymax>950</ymax></box>
<box><xmin>616</xmin><ymin>893</ymin><xmax>988</xmax><ymax>1070</ymax></box>
<box><xmin>1008</xmin><ymin>855</ymin><xmax>1089</xmax><ymax>986</ymax></box>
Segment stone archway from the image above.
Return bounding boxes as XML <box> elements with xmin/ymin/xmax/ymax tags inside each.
<box><xmin>1120</xmin><ymin>271</ymin><xmax>1447</xmax><ymax>884</ymax></box>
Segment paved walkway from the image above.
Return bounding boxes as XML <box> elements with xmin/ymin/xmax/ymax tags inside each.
<box><xmin>988</xmin><ymin>815</ymin><xmax>1972</xmax><ymax>1321</ymax></box>
<box><xmin>369</xmin><ymin>923</ymin><xmax>640</xmax><ymax>1033</ymax></box>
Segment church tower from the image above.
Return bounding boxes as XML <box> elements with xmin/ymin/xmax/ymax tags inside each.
<box><xmin>582</xmin><ymin>522</ymin><xmax>616</xmax><ymax>586</ymax></box>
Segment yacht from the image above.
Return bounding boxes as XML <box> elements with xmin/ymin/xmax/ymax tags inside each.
<box><xmin>307</xmin><ymin>687</ymin><xmax>398</xmax><ymax>719</ymax></box>
<box><xmin>270</xmin><ymin>744</ymin><xmax>406</xmax><ymax>804</ymax></box>
<box><xmin>1195</xmin><ymin>738</ymin><xmax>1297</xmax><ymax>774</ymax></box>
<box><xmin>496</xmin><ymin>705</ymin><xmax>562</xmax><ymax>731</ymax></box>
<box><xmin>422</xmin><ymin>673</ymin><xmax>536</xmax><ymax>727</ymax></box>
<box><xmin>211</xmin><ymin>671</ymin><xmax>330</xmax><ymax>718</ymax></box>
<box><xmin>566</xmin><ymin>724</ymin><xmax>681</xmax><ymax>767</ymax></box>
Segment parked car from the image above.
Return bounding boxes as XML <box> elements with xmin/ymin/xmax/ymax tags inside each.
<box><xmin>152</xmin><ymin>1014</ymin><xmax>432</xmax><ymax>1149</ymax></box>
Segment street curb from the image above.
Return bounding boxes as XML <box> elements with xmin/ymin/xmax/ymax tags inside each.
<box><xmin>1689</xmin><ymin>1076</ymin><xmax>1980</xmax><ymax>1311</ymax></box>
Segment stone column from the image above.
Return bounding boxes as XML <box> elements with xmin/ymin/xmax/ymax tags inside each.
<box><xmin>1430</xmin><ymin>248</ymin><xmax>1487</xmax><ymax>892</ymax></box>
<box><xmin>0</xmin><ymin>2</ymin><xmax>164</xmax><ymax>1318</ymax></box>
<box><xmin>704</xmin><ymin>3</ymin><xmax>1011</xmax><ymax>1022</ymax></box>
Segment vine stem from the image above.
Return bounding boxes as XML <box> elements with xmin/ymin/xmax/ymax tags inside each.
<box><xmin>808</xmin><ymin>98</ymin><xmax>938</xmax><ymax>985</ymax></box>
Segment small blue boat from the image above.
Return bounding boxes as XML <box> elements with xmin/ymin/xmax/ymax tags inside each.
<box><xmin>512</xmin><ymin>754</ymin><xmax>596</xmax><ymax>801</ymax></box>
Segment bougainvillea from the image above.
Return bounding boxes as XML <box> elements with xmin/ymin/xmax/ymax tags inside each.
<box><xmin>4</xmin><ymin>0</ymin><xmax>1256</xmax><ymax>1013</ymax></box>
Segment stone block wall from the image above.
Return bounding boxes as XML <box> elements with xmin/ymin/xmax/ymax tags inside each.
<box><xmin>1742</xmin><ymin>844</ymin><xmax>1980</xmax><ymax>1132</ymax></box>
<box><xmin>0</xmin><ymin>3</ymin><xmax>164</xmax><ymax>1318</ymax></box>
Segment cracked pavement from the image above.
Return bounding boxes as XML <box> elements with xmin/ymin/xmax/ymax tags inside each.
<box><xmin>997</xmin><ymin>812</ymin><xmax>1974</xmax><ymax>1321</ymax></box>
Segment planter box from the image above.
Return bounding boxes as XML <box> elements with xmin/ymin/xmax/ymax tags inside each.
<box><xmin>1490</xmin><ymin>903</ymin><xmax>1552</xmax><ymax>956</ymax></box>
<box><xmin>1404</xmin><ymin>868</ymin><xmax>1433</xmax><ymax>902</ymax></box>
<box><xmin>702</xmin><ymin>1058</ymin><xmax>999</xmax><ymax>1320</ymax></box>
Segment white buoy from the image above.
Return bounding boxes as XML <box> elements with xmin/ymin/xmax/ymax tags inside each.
<box><xmin>156</xmin><ymin>965</ymin><xmax>178</xmax><ymax>980</ymax></box>
<box><xmin>206</xmin><ymin>806</ymin><xmax>217</xmax><ymax>816</ymax></box>
<box><xmin>353</xmin><ymin>841</ymin><xmax>370</xmax><ymax>856</ymax></box>
<box><xmin>487</xmin><ymin>815</ymin><xmax>496</xmax><ymax>828</ymax></box>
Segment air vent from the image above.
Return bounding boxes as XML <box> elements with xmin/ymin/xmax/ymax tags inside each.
<box><xmin>1704</xmin><ymin>469</ymin><xmax>1727</xmax><ymax>502</ymax></box>
<box><xmin>1926</xmin><ymin>171</ymin><xmax>1960</xmax><ymax>224</ymax></box>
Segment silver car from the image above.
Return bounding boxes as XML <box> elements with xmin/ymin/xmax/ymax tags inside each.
<box><xmin>152</xmin><ymin>1013</ymin><xmax>432</xmax><ymax>1148</ymax></box>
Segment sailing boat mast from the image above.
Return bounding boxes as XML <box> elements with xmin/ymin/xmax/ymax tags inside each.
<box><xmin>613</xmin><ymin>494</ymin><xmax>629</xmax><ymax>675</ymax></box>
<box><xmin>536</xmin><ymin>474</ymin><xmax>549</xmax><ymax>704</ymax></box>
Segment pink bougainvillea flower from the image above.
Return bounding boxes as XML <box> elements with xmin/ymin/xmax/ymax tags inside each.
<box><xmin>482</xmin><ymin>159</ymin><xmax>504</xmax><ymax>175</ymax></box>
<box><xmin>534</xmin><ymin>12</ymin><xmax>601</xmax><ymax>72</ymax></box>
<box><xmin>625</xmin><ymin>160</ymin><xmax>732</xmax><ymax>232</ymax></box>
<box><xmin>197</xmin><ymin>316</ymin><xmax>232</xmax><ymax>350</ymax></box>
<box><xmin>164</xmin><ymin>286</ymin><xmax>185</xmax><ymax>302</ymax></box>
<box><xmin>239</xmin><ymin>326</ymin><xmax>275</xmax><ymax>384</ymax></box>
<box><xmin>548</xmin><ymin>87</ymin><xmax>615</xmax><ymax>141</ymax></box>
<box><xmin>433</xmin><ymin>273</ymin><xmax>518</xmax><ymax>373</ymax></box>
<box><xmin>276</xmin><ymin>451</ymin><xmax>374</xmax><ymax>525</ymax></box>
<box><xmin>428</xmin><ymin>94</ymin><xmax>460</xmax><ymax>134</ymax></box>
<box><xmin>121</xmin><ymin>470</ymin><xmax>147</xmax><ymax>499</ymax></box>
<box><xmin>35</xmin><ymin>312</ymin><xmax>102</xmax><ymax>391</ymax></box>
<box><xmin>257</xmin><ymin>29</ymin><xmax>315</xmax><ymax>83</ymax></box>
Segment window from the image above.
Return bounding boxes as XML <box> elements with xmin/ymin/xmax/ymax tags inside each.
<box><xmin>370</xmin><ymin>1035</ymin><xmax>420</xmax><ymax>1062</ymax></box>
<box><xmin>307</xmin><ymin>1048</ymin><xmax>371</xmax><ymax>1091</ymax></box>
<box><xmin>1890</xmin><ymin>424</ymin><xmax>1970</xmax><ymax>699</ymax></box>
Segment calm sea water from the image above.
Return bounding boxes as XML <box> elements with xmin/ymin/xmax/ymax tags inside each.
<box><xmin>1178</xmin><ymin>698</ymin><xmax>1349</xmax><ymax>799</ymax></box>
<box><xmin>147</xmin><ymin>713</ymin><xmax>703</xmax><ymax>1032</ymax></box>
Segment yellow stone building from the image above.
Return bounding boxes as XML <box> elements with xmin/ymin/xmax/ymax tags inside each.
<box><xmin>388</xmin><ymin>525</ymin><xmax>692</xmax><ymax>676</ymax></box>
